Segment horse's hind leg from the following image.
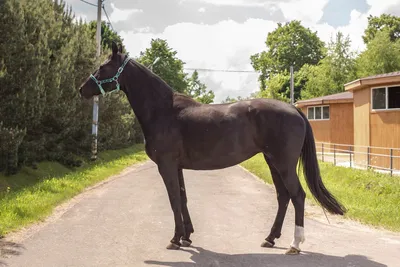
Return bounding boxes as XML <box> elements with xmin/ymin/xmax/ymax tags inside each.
<box><xmin>261</xmin><ymin>155</ymin><xmax>290</xmax><ymax>248</ymax></box>
<box><xmin>178</xmin><ymin>169</ymin><xmax>194</xmax><ymax>247</ymax></box>
<box><xmin>278</xmin><ymin>165</ymin><xmax>306</xmax><ymax>255</ymax></box>
<box><xmin>262</xmin><ymin>154</ymin><xmax>306</xmax><ymax>255</ymax></box>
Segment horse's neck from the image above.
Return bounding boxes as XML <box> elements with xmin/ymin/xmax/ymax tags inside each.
<box><xmin>123</xmin><ymin>62</ymin><xmax>174</xmax><ymax>135</ymax></box>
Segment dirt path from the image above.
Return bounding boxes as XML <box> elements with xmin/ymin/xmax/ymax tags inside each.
<box><xmin>1</xmin><ymin>161</ymin><xmax>399</xmax><ymax>267</ymax></box>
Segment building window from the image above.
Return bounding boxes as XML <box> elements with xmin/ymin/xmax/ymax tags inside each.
<box><xmin>307</xmin><ymin>106</ymin><xmax>329</xmax><ymax>120</ymax></box>
<box><xmin>372</xmin><ymin>85</ymin><xmax>400</xmax><ymax>110</ymax></box>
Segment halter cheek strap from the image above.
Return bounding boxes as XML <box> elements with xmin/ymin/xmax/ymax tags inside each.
<box><xmin>90</xmin><ymin>54</ymin><xmax>131</xmax><ymax>96</ymax></box>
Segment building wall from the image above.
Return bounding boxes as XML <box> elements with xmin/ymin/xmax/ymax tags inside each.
<box><xmin>330</xmin><ymin>103</ymin><xmax>354</xmax><ymax>145</ymax></box>
<box><xmin>370</xmin><ymin>110</ymin><xmax>400</xmax><ymax>170</ymax></box>
<box><xmin>300</xmin><ymin>103</ymin><xmax>354</xmax><ymax>146</ymax></box>
<box><xmin>353</xmin><ymin>88</ymin><xmax>370</xmax><ymax>166</ymax></box>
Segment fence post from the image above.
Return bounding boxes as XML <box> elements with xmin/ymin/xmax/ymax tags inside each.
<box><xmin>322</xmin><ymin>143</ymin><xmax>324</xmax><ymax>162</ymax></box>
<box><xmin>333</xmin><ymin>144</ymin><xmax>336</xmax><ymax>165</ymax></box>
<box><xmin>367</xmin><ymin>147</ymin><xmax>370</xmax><ymax>169</ymax></box>
<box><xmin>349</xmin><ymin>145</ymin><xmax>352</xmax><ymax>168</ymax></box>
<box><xmin>390</xmin><ymin>149</ymin><xmax>393</xmax><ymax>176</ymax></box>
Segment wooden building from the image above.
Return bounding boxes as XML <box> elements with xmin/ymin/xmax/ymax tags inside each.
<box><xmin>294</xmin><ymin>71</ymin><xmax>400</xmax><ymax>172</ymax></box>
<box><xmin>344</xmin><ymin>71</ymin><xmax>400</xmax><ymax>170</ymax></box>
<box><xmin>295</xmin><ymin>91</ymin><xmax>354</xmax><ymax>146</ymax></box>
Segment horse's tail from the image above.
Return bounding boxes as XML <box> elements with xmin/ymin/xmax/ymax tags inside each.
<box><xmin>297</xmin><ymin>109</ymin><xmax>346</xmax><ymax>215</ymax></box>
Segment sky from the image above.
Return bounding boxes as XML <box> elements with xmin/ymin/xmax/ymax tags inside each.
<box><xmin>66</xmin><ymin>0</ymin><xmax>400</xmax><ymax>103</ymax></box>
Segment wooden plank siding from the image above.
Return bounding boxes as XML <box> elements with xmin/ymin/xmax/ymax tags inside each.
<box><xmin>300</xmin><ymin>103</ymin><xmax>354</xmax><ymax>145</ymax></box>
<box><xmin>370</xmin><ymin>111</ymin><xmax>400</xmax><ymax>171</ymax></box>
<box><xmin>353</xmin><ymin>88</ymin><xmax>370</xmax><ymax>167</ymax></box>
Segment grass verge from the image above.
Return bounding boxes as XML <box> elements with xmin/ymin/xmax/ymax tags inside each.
<box><xmin>0</xmin><ymin>144</ymin><xmax>148</xmax><ymax>237</ymax></box>
<box><xmin>241</xmin><ymin>153</ymin><xmax>400</xmax><ymax>232</ymax></box>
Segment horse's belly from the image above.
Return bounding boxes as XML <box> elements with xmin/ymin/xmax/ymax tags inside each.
<box><xmin>181</xmin><ymin>137</ymin><xmax>260</xmax><ymax>170</ymax></box>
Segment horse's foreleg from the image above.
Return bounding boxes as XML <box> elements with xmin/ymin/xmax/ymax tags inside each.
<box><xmin>178</xmin><ymin>169</ymin><xmax>194</xmax><ymax>247</ymax></box>
<box><xmin>158</xmin><ymin>163</ymin><xmax>184</xmax><ymax>250</ymax></box>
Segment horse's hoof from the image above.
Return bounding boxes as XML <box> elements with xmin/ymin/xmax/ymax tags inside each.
<box><xmin>166</xmin><ymin>242</ymin><xmax>180</xmax><ymax>250</ymax></box>
<box><xmin>285</xmin><ymin>246</ymin><xmax>301</xmax><ymax>255</ymax></box>
<box><xmin>261</xmin><ymin>240</ymin><xmax>275</xmax><ymax>248</ymax></box>
<box><xmin>181</xmin><ymin>238</ymin><xmax>192</xmax><ymax>247</ymax></box>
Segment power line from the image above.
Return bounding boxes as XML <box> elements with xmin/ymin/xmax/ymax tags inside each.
<box><xmin>79</xmin><ymin>0</ymin><xmax>97</xmax><ymax>7</ymax></box>
<box><xmin>102</xmin><ymin>4</ymin><xmax>114</xmax><ymax>31</ymax></box>
<box><xmin>184</xmin><ymin>68</ymin><xmax>259</xmax><ymax>73</ymax></box>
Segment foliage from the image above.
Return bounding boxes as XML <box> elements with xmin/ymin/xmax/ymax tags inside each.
<box><xmin>220</xmin><ymin>92</ymin><xmax>258</xmax><ymax>103</ymax></box>
<box><xmin>137</xmin><ymin>38</ymin><xmax>215</xmax><ymax>103</ymax></box>
<box><xmin>356</xmin><ymin>29</ymin><xmax>400</xmax><ymax>78</ymax></box>
<box><xmin>241</xmin><ymin>154</ymin><xmax>400</xmax><ymax>232</ymax></box>
<box><xmin>257</xmin><ymin>64</ymin><xmax>312</xmax><ymax>103</ymax></box>
<box><xmin>0</xmin><ymin>0</ymin><xmax>141</xmax><ymax>175</ymax></box>
<box><xmin>137</xmin><ymin>38</ymin><xmax>189</xmax><ymax>93</ymax></box>
<box><xmin>186</xmin><ymin>70</ymin><xmax>215</xmax><ymax>104</ymax></box>
<box><xmin>301</xmin><ymin>32</ymin><xmax>357</xmax><ymax>99</ymax></box>
<box><xmin>0</xmin><ymin>144</ymin><xmax>147</xmax><ymax>236</ymax></box>
<box><xmin>88</xmin><ymin>20</ymin><xmax>127</xmax><ymax>53</ymax></box>
<box><xmin>363</xmin><ymin>14</ymin><xmax>400</xmax><ymax>44</ymax></box>
<box><xmin>250</xmin><ymin>20</ymin><xmax>325</xmax><ymax>91</ymax></box>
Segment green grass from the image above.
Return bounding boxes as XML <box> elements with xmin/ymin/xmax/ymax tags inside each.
<box><xmin>241</xmin><ymin>153</ymin><xmax>400</xmax><ymax>232</ymax></box>
<box><xmin>0</xmin><ymin>145</ymin><xmax>148</xmax><ymax>237</ymax></box>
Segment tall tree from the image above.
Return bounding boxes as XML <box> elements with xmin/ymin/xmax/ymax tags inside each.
<box><xmin>137</xmin><ymin>38</ymin><xmax>188</xmax><ymax>93</ymax></box>
<box><xmin>258</xmin><ymin>64</ymin><xmax>312</xmax><ymax>103</ymax></box>
<box><xmin>250</xmin><ymin>20</ymin><xmax>325</xmax><ymax>91</ymax></box>
<box><xmin>356</xmin><ymin>29</ymin><xmax>400</xmax><ymax>78</ymax></box>
<box><xmin>88</xmin><ymin>20</ymin><xmax>126</xmax><ymax>53</ymax></box>
<box><xmin>362</xmin><ymin>14</ymin><xmax>400</xmax><ymax>44</ymax></box>
<box><xmin>301</xmin><ymin>31</ymin><xmax>357</xmax><ymax>99</ymax></box>
<box><xmin>186</xmin><ymin>70</ymin><xmax>215</xmax><ymax>104</ymax></box>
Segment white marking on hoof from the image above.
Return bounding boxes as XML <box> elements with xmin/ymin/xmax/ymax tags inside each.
<box><xmin>290</xmin><ymin>225</ymin><xmax>305</xmax><ymax>251</ymax></box>
<box><xmin>285</xmin><ymin>246</ymin><xmax>301</xmax><ymax>255</ymax></box>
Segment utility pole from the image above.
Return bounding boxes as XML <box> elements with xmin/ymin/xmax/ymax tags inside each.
<box><xmin>91</xmin><ymin>0</ymin><xmax>102</xmax><ymax>161</ymax></box>
<box><xmin>290</xmin><ymin>66</ymin><xmax>294</xmax><ymax>105</ymax></box>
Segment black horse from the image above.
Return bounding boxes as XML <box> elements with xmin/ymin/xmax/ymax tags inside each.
<box><xmin>79</xmin><ymin>42</ymin><xmax>346</xmax><ymax>255</ymax></box>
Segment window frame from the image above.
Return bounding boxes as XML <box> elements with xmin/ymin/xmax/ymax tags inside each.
<box><xmin>371</xmin><ymin>84</ymin><xmax>400</xmax><ymax>111</ymax></box>
<box><xmin>307</xmin><ymin>105</ymin><xmax>330</xmax><ymax>121</ymax></box>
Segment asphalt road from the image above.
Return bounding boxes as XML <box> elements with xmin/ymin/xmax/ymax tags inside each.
<box><xmin>1</xmin><ymin>160</ymin><xmax>400</xmax><ymax>267</ymax></box>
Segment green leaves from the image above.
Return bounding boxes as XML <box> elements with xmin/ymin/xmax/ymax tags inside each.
<box><xmin>186</xmin><ymin>70</ymin><xmax>215</xmax><ymax>104</ymax></box>
<box><xmin>301</xmin><ymin>32</ymin><xmax>357</xmax><ymax>99</ymax></box>
<box><xmin>356</xmin><ymin>29</ymin><xmax>400</xmax><ymax>78</ymax></box>
<box><xmin>0</xmin><ymin>0</ymin><xmax>139</xmax><ymax>174</ymax></box>
<box><xmin>252</xmin><ymin>15</ymin><xmax>400</xmax><ymax>103</ymax></box>
<box><xmin>363</xmin><ymin>14</ymin><xmax>400</xmax><ymax>45</ymax></box>
<box><xmin>250</xmin><ymin>20</ymin><xmax>325</xmax><ymax>102</ymax></box>
<box><xmin>137</xmin><ymin>38</ymin><xmax>215</xmax><ymax>103</ymax></box>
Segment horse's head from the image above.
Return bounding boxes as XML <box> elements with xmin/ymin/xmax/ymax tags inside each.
<box><xmin>79</xmin><ymin>41</ymin><xmax>128</xmax><ymax>99</ymax></box>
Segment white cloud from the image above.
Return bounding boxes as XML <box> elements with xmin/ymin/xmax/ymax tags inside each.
<box><xmin>120</xmin><ymin>19</ymin><xmax>276</xmax><ymax>101</ymax></box>
<box><xmin>367</xmin><ymin>0</ymin><xmax>400</xmax><ymax>16</ymax></box>
<box><xmin>117</xmin><ymin>0</ymin><xmax>400</xmax><ymax>103</ymax></box>
<box><xmin>279</xmin><ymin>0</ymin><xmax>329</xmax><ymax>24</ymax></box>
<box><xmin>106</xmin><ymin>3</ymin><xmax>143</xmax><ymax>23</ymax></box>
<box><xmin>180</xmin><ymin>0</ymin><xmax>271</xmax><ymax>7</ymax></box>
<box><xmin>198</xmin><ymin>7</ymin><xmax>206</xmax><ymax>12</ymax></box>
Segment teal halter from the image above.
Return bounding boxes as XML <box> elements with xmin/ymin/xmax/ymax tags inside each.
<box><xmin>90</xmin><ymin>54</ymin><xmax>131</xmax><ymax>96</ymax></box>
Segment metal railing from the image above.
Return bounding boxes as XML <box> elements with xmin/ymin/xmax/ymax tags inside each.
<box><xmin>315</xmin><ymin>142</ymin><xmax>400</xmax><ymax>176</ymax></box>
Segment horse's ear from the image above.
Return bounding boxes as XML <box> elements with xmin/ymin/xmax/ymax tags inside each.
<box><xmin>112</xmin><ymin>41</ymin><xmax>118</xmax><ymax>55</ymax></box>
<box><xmin>118</xmin><ymin>43</ymin><xmax>123</xmax><ymax>53</ymax></box>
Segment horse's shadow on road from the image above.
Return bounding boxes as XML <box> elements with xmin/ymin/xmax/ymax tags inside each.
<box><xmin>144</xmin><ymin>245</ymin><xmax>386</xmax><ymax>267</ymax></box>
<box><xmin>0</xmin><ymin>239</ymin><xmax>25</xmax><ymax>266</ymax></box>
